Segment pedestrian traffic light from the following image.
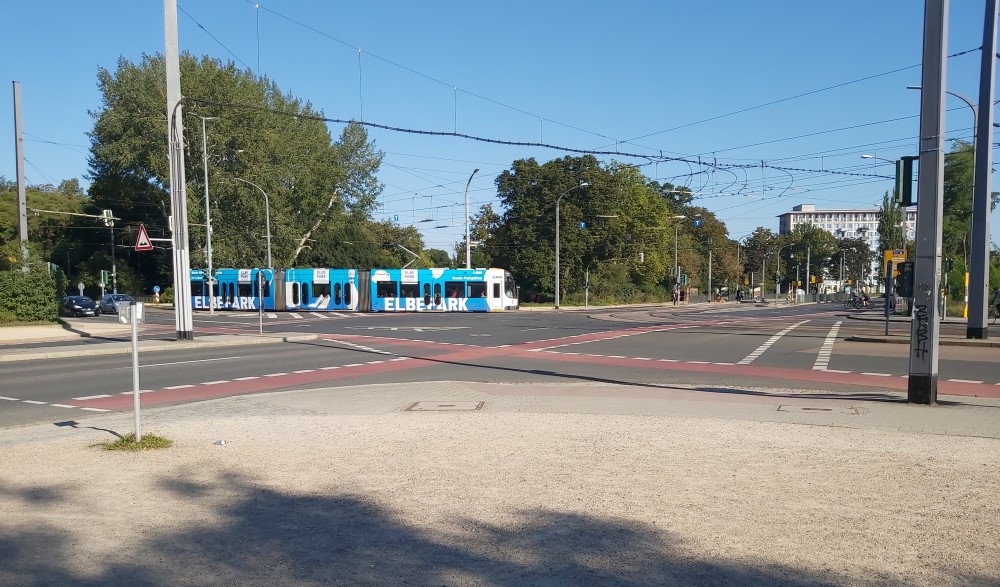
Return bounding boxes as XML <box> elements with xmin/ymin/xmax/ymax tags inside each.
<box><xmin>101</xmin><ymin>270</ymin><xmax>109</xmax><ymax>285</ymax></box>
<box><xmin>895</xmin><ymin>261</ymin><xmax>914</xmax><ymax>297</ymax></box>
<box><xmin>894</xmin><ymin>156</ymin><xmax>916</xmax><ymax>207</ymax></box>
<box><xmin>944</xmin><ymin>258</ymin><xmax>954</xmax><ymax>273</ymax></box>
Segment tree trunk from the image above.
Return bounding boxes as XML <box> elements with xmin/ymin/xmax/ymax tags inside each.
<box><xmin>291</xmin><ymin>191</ymin><xmax>340</xmax><ymax>265</ymax></box>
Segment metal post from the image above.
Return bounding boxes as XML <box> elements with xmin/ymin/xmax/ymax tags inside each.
<box><xmin>464</xmin><ymin>168</ymin><xmax>479</xmax><ymax>269</ymax></box>
<box><xmin>707</xmin><ymin>248</ymin><xmax>713</xmax><ymax>302</ymax></box>
<box><xmin>806</xmin><ymin>246</ymin><xmax>811</xmax><ymax>299</ymax></box>
<box><xmin>110</xmin><ymin>223</ymin><xmax>117</xmax><ymax>293</ymax></box>
<box><xmin>555</xmin><ymin>197</ymin><xmax>561</xmax><ymax>308</ymax></box>
<box><xmin>885</xmin><ymin>261</ymin><xmax>894</xmax><ymax>336</ymax></box>
<box><xmin>12</xmin><ymin>82</ymin><xmax>28</xmax><ymax>264</ymax></box>
<box><xmin>908</xmin><ymin>0</ymin><xmax>948</xmax><ymax>405</ymax></box>
<box><xmin>200</xmin><ymin>116</ymin><xmax>217</xmax><ymax>314</ymax></box>
<box><xmin>165</xmin><ymin>0</ymin><xmax>194</xmax><ymax>340</ymax></box>
<box><xmin>674</xmin><ymin>224</ymin><xmax>679</xmax><ymax>297</ymax></box>
<box><xmin>967</xmin><ymin>0</ymin><xmax>997</xmax><ymax>339</ymax></box>
<box><xmin>130</xmin><ymin>304</ymin><xmax>142</xmax><ymax>441</ymax></box>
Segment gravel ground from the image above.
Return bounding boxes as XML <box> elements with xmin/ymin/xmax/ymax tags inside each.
<box><xmin>1</xmin><ymin>389</ymin><xmax>999</xmax><ymax>586</ymax></box>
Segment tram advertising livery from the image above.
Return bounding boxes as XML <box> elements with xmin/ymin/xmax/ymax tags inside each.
<box><xmin>190</xmin><ymin>267</ymin><xmax>519</xmax><ymax>313</ymax></box>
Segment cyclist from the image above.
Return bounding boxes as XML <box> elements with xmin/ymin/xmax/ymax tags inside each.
<box><xmin>993</xmin><ymin>286</ymin><xmax>1000</xmax><ymax>322</ymax></box>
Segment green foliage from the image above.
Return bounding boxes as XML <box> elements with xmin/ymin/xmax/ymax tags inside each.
<box><xmin>0</xmin><ymin>244</ymin><xmax>59</xmax><ymax>323</ymax></box>
<box><xmin>88</xmin><ymin>52</ymin><xmax>383</xmax><ymax>288</ymax></box>
<box><xmin>98</xmin><ymin>432</ymin><xmax>173</xmax><ymax>451</ymax></box>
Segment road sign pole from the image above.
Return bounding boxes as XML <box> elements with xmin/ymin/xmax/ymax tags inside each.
<box><xmin>885</xmin><ymin>261</ymin><xmax>894</xmax><ymax>336</ymax></box>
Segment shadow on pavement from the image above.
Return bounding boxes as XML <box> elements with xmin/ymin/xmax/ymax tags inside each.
<box><xmin>0</xmin><ymin>472</ymin><xmax>862</xmax><ymax>586</ymax></box>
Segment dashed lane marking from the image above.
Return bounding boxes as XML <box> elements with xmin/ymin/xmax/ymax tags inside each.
<box><xmin>22</xmin><ymin>400</ymin><xmax>46</xmax><ymax>405</ymax></box>
<box><xmin>949</xmin><ymin>378</ymin><xmax>984</xmax><ymax>384</ymax></box>
<box><xmin>72</xmin><ymin>394</ymin><xmax>112</xmax><ymax>401</ymax></box>
<box><xmin>0</xmin><ymin>396</ymin><xmax>20</xmax><ymax>401</ymax></box>
<box><xmin>861</xmin><ymin>372</ymin><xmax>892</xmax><ymax>377</ymax></box>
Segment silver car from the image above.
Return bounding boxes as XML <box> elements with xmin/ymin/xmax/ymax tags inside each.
<box><xmin>98</xmin><ymin>293</ymin><xmax>135</xmax><ymax>314</ymax></box>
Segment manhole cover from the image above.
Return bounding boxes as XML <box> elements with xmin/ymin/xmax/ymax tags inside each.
<box><xmin>777</xmin><ymin>405</ymin><xmax>865</xmax><ymax>415</ymax></box>
<box><xmin>406</xmin><ymin>401</ymin><xmax>484</xmax><ymax>412</ymax></box>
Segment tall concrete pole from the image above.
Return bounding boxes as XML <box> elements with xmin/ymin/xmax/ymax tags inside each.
<box><xmin>165</xmin><ymin>0</ymin><xmax>194</xmax><ymax>340</ymax></box>
<box><xmin>967</xmin><ymin>0</ymin><xmax>997</xmax><ymax>339</ymax></box>
<box><xmin>908</xmin><ymin>0</ymin><xmax>948</xmax><ymax>404</ymax></box>
<box><xmin>464</xmin><ymin>168</ymin><xmax>479</xmax><ymax>269</ymax></box>
<box><xmin>12</xmin><ymin>82</ymin><xmax>28</xmax><ymax>263</ymax></box>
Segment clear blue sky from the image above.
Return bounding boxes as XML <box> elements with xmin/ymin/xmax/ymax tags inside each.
<box><xmin>2</xmin><ymin>1</ymin><xmax>998</xmax><ymax>252</ymax></box>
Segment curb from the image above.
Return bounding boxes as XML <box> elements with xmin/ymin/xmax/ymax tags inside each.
<box><xmin>0</xmin><ymin>333</ymin><xmax>319</xmax><ymax>363</ymax></box>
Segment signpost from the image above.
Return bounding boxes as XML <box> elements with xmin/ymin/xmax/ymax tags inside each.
<box><xmin>119</xmin><ymin>302</ymin><xmax>145</xmax><ymax>440</ymax></box>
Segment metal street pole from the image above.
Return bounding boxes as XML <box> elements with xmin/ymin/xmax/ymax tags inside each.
<box><xmin>674</xmin><ymin>224</ymin><xmax>679</xmax><ymax>296</ymax></box>
<box><xmin>12</xmin><ymin>82</ymin><xmax>29</xmax><ymax>264</ymax></box>
<box><xmin>109</xmin><ymin>222</ymin><xmax>117</xmax><ymax>293</ymax></box>
<box><xmin>199</xmin><ymin>116</ymin><xmax>217</xmax><ymax>314</ymax></box>
<box><xmin>464</xmin><ymin>168</ymin><xmax>479</xmax><ymax>269</ymax></box>
<box><xmin>707</xmin><ymin>247</ymin><xmax>713</xmax><ymax>302</ymax></box>
<box><xmin>554</xmin><ymin>182</ymin><xmax>588</xmax><ymax>309</ymax></box>
<box><xmin>234</xmin><ymin>178</ymin><xmax>272</xmax><ymax>269</ymax></box>
<box><xmin>908</xmin><ymin>0</ymin><xmax>948</xmax><ymax>405</ymax></box>
<box><xmin>806</xmin><ymin>246</ymin><xmax>811</xmax><ymax>298</ymax></box>
<box><xmin>967</xmin><ymin>0</ymin><xmax>997</xmax><ymax>339</ymax></box>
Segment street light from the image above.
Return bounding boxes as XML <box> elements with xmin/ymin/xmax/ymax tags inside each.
<box><xmin>233</xmin><ymin>178</ymin><xmax>272</xmax><ymax>269</ymax></box>
<box><xmin>198</xmin><ymin>116</ymin><xmax>218</xmax><ymax>313</ymax></box>
<box><xmin>554</xmin><ymin>182</ymin><xmax>589</xmax><ymax>309</ymax></box>
<box><xmin>464</xmin><ymin>168</ymin><xmax>479</xmax><ymax>269</ymax></box>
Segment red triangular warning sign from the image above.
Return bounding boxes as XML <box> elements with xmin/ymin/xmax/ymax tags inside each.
<box><xmin>135</xmin><ymin>224</ymin><xmax>153</xmax><ymax>251</ymax></box>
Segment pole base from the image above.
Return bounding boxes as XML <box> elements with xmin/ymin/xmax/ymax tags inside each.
<box><xmin>966</xmin><ymin>327</ymin><xmax>988</xmax><ymax>340</ymax></box>
<box><xmin>907</xmin><ymin>374</ymin><xmax>938</xmax><ymax>405</ymax></box>
<box><xmin>176</xmin><ymin>330</ymin><xmax>194</xmax><ymax>341</ymax></box>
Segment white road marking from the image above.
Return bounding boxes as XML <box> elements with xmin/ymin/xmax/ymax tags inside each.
<box><xmin>319</xmin><ymin>366</ymin><xmax>340</xmax><ymax>370</ymax></box>
<box><xmin>948</xmin><ymin>378</ymin><xmax>983</xmax><ymax>384</ymax></box>
<box><xmin>289</xmin><ymin>313</ymin><xmax>303</xmax><ymax>319</ymax></box>
<box><xmin>267</xmin><ymin>313</ymin><xmax>278</xmax><ymax>319</ymax></box>
<box><xmin>79</xmin><ymin>407</ymin><xmax>109</xmax><ymax>412</ymax></box>
<box><xmin>233</xmin><ymin>376</ymin><xmax>260</xmax><ymax>381</ymax></box>
<box><xmin>737</xmin><ymin>320</ymin><xmax>810</xmax><ymax>365</ymax></box>
<box><xmin>0</xmin><ymin>396</ymin><xmax>20</xmax><ymax>401</ymax></box>
<box><xmin>292</xmin><ymin>369</ymin><xmax>314</xmax><ymax>374</ymax></box>
<box><xmin>164</xmin><ymin>384</ymin><xmax>195</xmax><ymax>389</ymax></box>
<box><xmin>310</xmin><ymin>312</ymin><xmax>329</xmax><ymax>319</ymax></box>
<box><xmin>22</xmin><ymin>400</ymin><xmax>46</xmax><ymax>405</ymax></box>
<box><xmin>861</xmin><ymin>372</ymin><xmax>892</xmax><ymax>377</ymax></box>
<box><xmin>49</xmin><ymin>404</ymin><xmax>76</xmax><ymax>408</ymax></box>
<box><xmin>72</xmin><ymin>394</ymin><xmax>112</xmax><ymax>400</ymax></box>
<box><xmin>264</xmin><ymin>372</ymin><xmax>288</xmax><ymax>377</ymax></box>
<box><xmin>201</xmin><ymin>380</ymin><xmax>230</xmax><ymax>385</ymax></box>
<box><xmin>342</xmin><ymin>363</ymin><xmax>363</xmax><ymax>367</ymax></box>
<box><xmin>812</xmin><ymin>320</ymin><xmax>843</xmax><ymax>371</ymax></box>
<box><xmin>143</xmin><ymin>356</ymin><xmax>247</xmax><ymax>368</ymax></box>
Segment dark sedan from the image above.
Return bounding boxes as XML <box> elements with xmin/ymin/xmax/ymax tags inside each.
<box><xmin>62</xmin><ymin>296</ymin><xmax>100</xmax><ymax>317</ymax></box>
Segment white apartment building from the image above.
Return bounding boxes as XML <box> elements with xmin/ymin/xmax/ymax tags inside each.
<box><xmin>778</xmin><ymin>204</ymin><xmax>916</xmax><ymax>248</ymax></box>
<box><xmin>777</xmin><ymin>204</ymin><xmax>917</xmax><ymax>289</ymax></box>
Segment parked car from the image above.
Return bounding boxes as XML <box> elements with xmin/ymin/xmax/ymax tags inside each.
<box><xmin>98</xmin><ymin>293</ymin><xmax>135</xmax><ymax>314</ymax></box>
<box><xmin>62</xmin><ymin>296</ymin><xmax>100</xmax><ymax>317</ymax></box>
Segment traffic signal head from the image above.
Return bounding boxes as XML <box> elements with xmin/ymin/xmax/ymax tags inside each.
<box><xmin>895</xmin><ymin>261</ymin><xmax>914</xmax><ymax>297</ymax></box>
<box><xmin>894</xmin><ymin>157</ymin><xmax>916</xmax><ymax>207</ymax></box>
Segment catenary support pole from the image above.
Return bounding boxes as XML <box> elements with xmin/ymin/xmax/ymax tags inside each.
<box><xmin>967</xmin><ymin>0</ymin><xmax>997</xmax><ymax>339</ymax></box>
<box><xmin>908</xmin><ymin>0</ymin><xmax>948</xmax><ymax>404</ymax></box>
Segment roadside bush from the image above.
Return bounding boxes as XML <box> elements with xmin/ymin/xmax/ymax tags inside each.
<box><xmin>0</xmin><ymin>266</ymin><xmax>59</xmax><ymax>323</ymax></box>
<box><xmin>160</xmin><ymin>286</ymin><xmax>174</xmax><ymax>305</ymax></box>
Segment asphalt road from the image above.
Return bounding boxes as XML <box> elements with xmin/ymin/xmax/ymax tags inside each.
<box><xmin>3</xmin><ymin>302</ymin><xmax>998</xmax><ymax>429</ymax></box>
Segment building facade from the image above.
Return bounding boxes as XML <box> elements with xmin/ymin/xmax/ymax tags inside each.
<box><xmin>778</xmin><ymin>204</ymin><xmax>917</xmax><ymax>289</ymax></box>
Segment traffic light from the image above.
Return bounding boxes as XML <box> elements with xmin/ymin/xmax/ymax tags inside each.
<box><xmin>102</xmin><ymin>209</ymin><xmax>114</xmax><ymax>227</ymax></box>
<box><xmin>101</xmin><ymin>270</ymin><xmax>110</xmax><ymax>285</ymax></box>
<box><xmin>894</xmin><ymin>156</ymin><xmax>916</xmax><ymax>207</ymax></box>
<box><xmin>895</xmin><ymin>261</ymin><xmax>914</xmax><ymax>297</ymax></box>
<box><xmin>944</xmin><ymin>258</ymin><xmax>954</xmax><ymax>273</ymax></box>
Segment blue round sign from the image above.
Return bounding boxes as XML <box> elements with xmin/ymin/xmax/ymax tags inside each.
<box><xmin>153</xmin><ymin>285</ymin><xmax>160</xmax><ymax>293</ymax></box>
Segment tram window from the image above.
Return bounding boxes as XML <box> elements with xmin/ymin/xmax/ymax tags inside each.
<box><xmin>302</xmin><ymin>284</ymin><xmax>310</xmax><ymax>303</ymax></box>
<box><xmin>343</xmin><ymin>283</ymin><xmax>351</xmax><ymax>305</ymax></box>
<box><xmin>423</xmin><ymin>283</ymin><xmax>431</xmax><ymax>304</ymax></box>
<box><xmin>400</xmin><ymin>283</ymin><xmax>420</xmax><ymax>298</ymax></box>
<box><xmin>333</xmin><ymin>283</ymin><xmax>342</xmax><ymax>305</ymax></box>
<box><xmin>238</xmin><ymin>283</ymin><xmax>253</xmax><ymax>297</ymax></box>
<box><xmin>434</xmin><ymin>283</ymin><xmax>442</xmax><ymax>303</ymax></box>
<box><xmin>261</xmin><ymin>279</ymin><xmax>270</xmax><ymax>298</ymax></box>
<box><xmin>376</xmin><ymin>281</ymin><xmax>398</xmax><ymax>298</ymax></box>
<box><xmin>191</xmin><ymin>281</ymin><xmax>205</xmax><ymax>297</ymax></box>
<box><xmin>291</xmin><ymin>283</ymin><xmax>300</xmax><ymax>305</ymax></box>
<box><xmin>445</xmin><ymin>282</ymin><xmax>465</xmax><ymax>298</ymax></box>
<box><xmin>314</xmin><ymin>283</ymin><xmax>331</xmax><ymax>298</ymax></box>
<box><xmin>228</xmin><ymin>283</ymin><xmax>235</xmax><ymax>304</ymax></box>
<box><xmin>469</xmin><ymin>282</ymin><xmax>487</xmax><ymax>298</ymax></box>
<box><xmin>493</xmin><ymin>283</ymin><xmax>501</xmax><ymax>298</ymax></box>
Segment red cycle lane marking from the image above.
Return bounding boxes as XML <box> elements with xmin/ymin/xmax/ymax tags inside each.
<box><xmin>73</xmin><ymin>318</ymin><xmax>995</xmax><ymax>411</ymax></box>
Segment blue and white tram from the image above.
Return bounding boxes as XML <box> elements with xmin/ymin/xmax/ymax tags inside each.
<box><xmin>191</xmin><ymin>268</ymin><xmax>359</xmax><ymax>312</ymax></box>
<box><xmin>367</xmin><ymin>268</ymin><xmax>519</xmax><ymax>312</ymax></box>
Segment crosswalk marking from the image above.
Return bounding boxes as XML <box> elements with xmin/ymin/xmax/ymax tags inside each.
<box><xmin>738</xmin><ymin>320</ymin><xmax>809</xmax><ymax>365</ymax></box>
<box><xmin>812</xmin><ymin>321</ymin><xmax>842</xmax><ymax>371</ymax></box>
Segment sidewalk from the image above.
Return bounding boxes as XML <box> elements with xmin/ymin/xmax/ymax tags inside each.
<box><xmin>844</xmin><ymin>310</ymin><xmax>1000</xmax><ymax>347</ymax></box>
<box><xmin>1</xmin><ymin>381</ymin><xmax>998</xmax><ymax>585</ymax></box>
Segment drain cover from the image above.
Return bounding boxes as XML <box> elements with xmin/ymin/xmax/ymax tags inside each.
<box><xmin>406</xmin><ymin>401</ymin><xmax>484</xmax><ymax>412</ymax></box>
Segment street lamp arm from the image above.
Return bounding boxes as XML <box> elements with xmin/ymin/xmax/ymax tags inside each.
<box><xmin>234</xmin><ymin>177</ymin><xmax>272</xmax><ymax>269</ymax></box>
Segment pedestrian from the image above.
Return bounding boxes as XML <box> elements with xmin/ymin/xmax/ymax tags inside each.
<box><xmin>672</xmin><ymin>288</ymin><xmax>679</xmax><ymax>306</ymax></box>
<box><xmin>735</xmin><ymin>289</ymin><xmax>743</xmax><ymax>303</ymax></box>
